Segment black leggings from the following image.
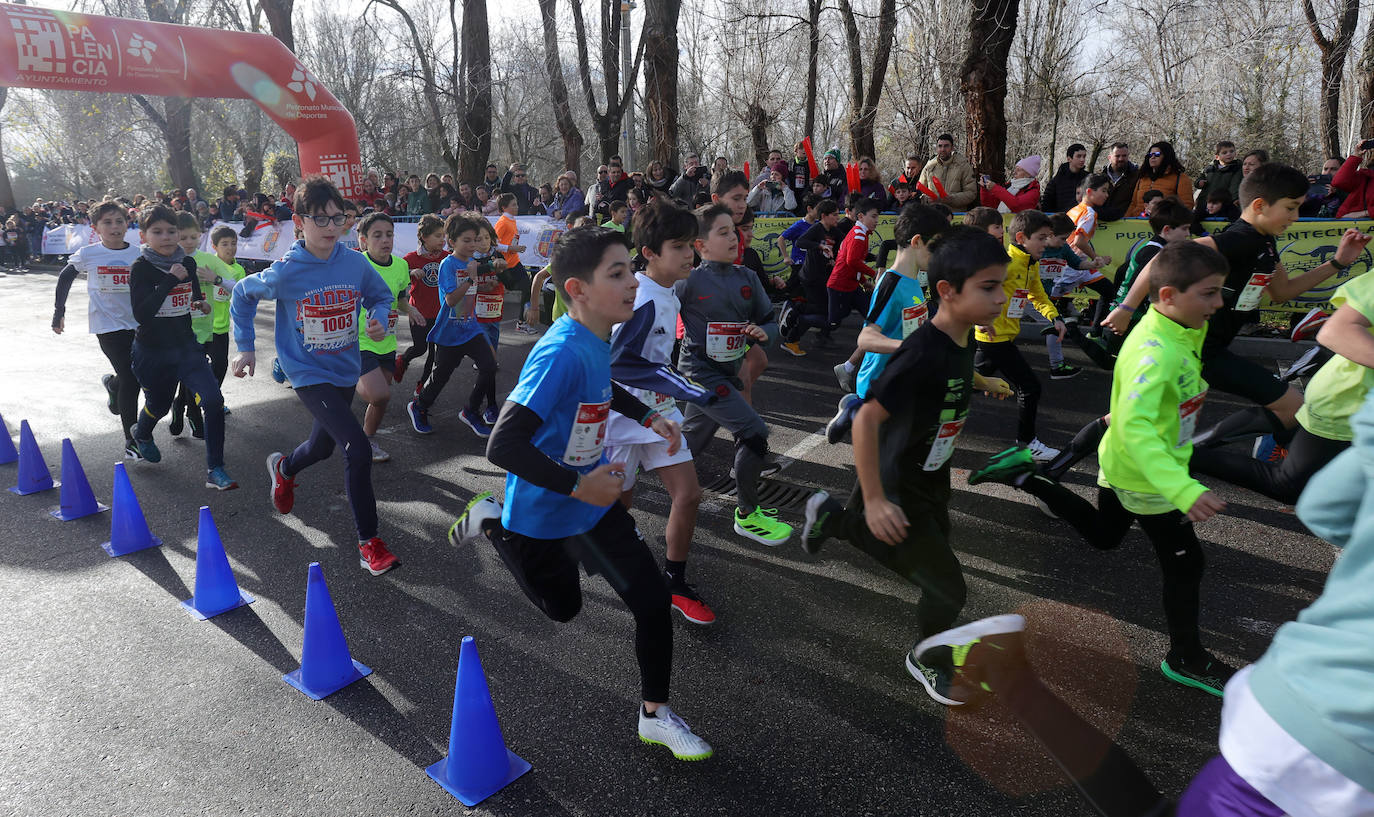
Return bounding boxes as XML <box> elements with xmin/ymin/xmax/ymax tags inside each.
<box><xmin>1021</xmin><ymin>476</ymin><xmax>1206</xmax><ymax>660</ymax></box>
<box><xmin>828</xmin><ymin>481</ymin><xmax>966</xmax><ymax>643</ymax></box>
<box><xmin>287</xmin><ymin>384</ymin><xmax>377</xmax><ymax>541</ymax></box>
<box><xmin>132</xmin><ymin>341</ymin><xmax>226</xmax><ymax>469</ymax></box>
<box><xmin>784</xmin><ymin>279</ymin><xmax>832</xmax><ymax>343</ymax></box>
<box><xmin>96</xmin><ymin>329</ymin><xmax>140</xmax><ymax>442</ymax></box>
<box><xmin>1191</xmin><ymin>427</ymin><xmax>1349</xmax><ymax>505</ymax></box>
<box><xmin>975</xmin><ymin>340</ymin><xmax>1042</xmax><ymax>444</ymax></box>
<box><xmin>401</xmin><ymin>315</ymin><xmax>437</xmax><ymax>385</ymax></box>
<box><xmin>207</xmin><ymin>332</ymin><xmax>229</xmax><ymax>385</ymax></box>
<box><xmin>490</xmin><ymin>502</ymin><xmax>672</xmax><ymax>702</ymax></box>
<box><xmin>417</xmin><ymin>335</ymin><xmax>497</xmax><ymax>415</ymax></box>
<box><xmin>1081</xmin><ymin>277</ymin><xmax>1116</xmax><ymax>328</ymax></box>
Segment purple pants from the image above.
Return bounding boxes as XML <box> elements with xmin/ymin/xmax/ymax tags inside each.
<box><xmin>1177</xmin><ymin>755</ymin><xmax>1285</xmax><ymax>817</ymax></box>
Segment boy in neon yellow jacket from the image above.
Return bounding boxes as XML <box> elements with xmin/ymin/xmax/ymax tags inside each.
<box><xmin>970</xmin><ymin>240</ymin><xmax>1234</xmax><ymax>697</ymax></box>
<box><xmin>973</xmin><ymin>209</ymin><xmax>1065</xmax><ymax>462</ymax></box>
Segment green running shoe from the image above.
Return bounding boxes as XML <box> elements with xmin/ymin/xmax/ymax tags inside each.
<box><xmin>908</xmin><ymin>614</ymin><xmax>1027</xmax><ymax>705</ymax></box>
<box><xmin>968</xmin><ymin>445</ymin><xmax>1034</xmax><ymax>486</ymax></box>
<box><xmin>734</xmin><ymin>507</ymin><xmax>792</xmax><ymax>546</ymax></box>
<box><xmin>1160</xmin><ymin>653</ymin><xmax>1235</xmax><ymax>698</ymax></box>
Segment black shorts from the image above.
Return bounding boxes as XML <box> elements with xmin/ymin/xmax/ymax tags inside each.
<box><xmin>359</xmin><ymin>349</ymin><xmax>393</xmax><ymax>376</ymax></box>
<box><xmin>1200</xmin><ymin>346</ymin><xmax>1287</xmax><ymax>406</ymax></box>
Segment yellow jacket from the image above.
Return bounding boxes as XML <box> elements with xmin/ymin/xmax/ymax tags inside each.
<box><xmin>975</xmin><ymin>243</ymin><xmax>1057</xmax><ymax>343</ymax></box>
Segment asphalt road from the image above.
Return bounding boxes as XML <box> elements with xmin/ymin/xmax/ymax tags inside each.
<box><xmin>0</xmin><ymin>267</ymin><xmax>1335</xmax><ymax>816</ymax></box>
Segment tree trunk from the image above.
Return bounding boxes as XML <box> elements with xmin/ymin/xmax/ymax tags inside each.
<box><xmin>959</xmin><ymin>0</ymin><xmax>1020</xmax><ymax>178</ymax></box>
<box><xmin>642</xmin><ymin>0</ymin><xmax>681</xmax><ymax>165</ymax></box>
<box><xmin>746</xmin><ymin>102</ymin><xmax>772</xmax><ymax>171</ymax></box>
<box><xmin>539</xmin><ymin>0</ymin><xmax>585</xmax><ymax>178</ymax></box>
<box><xmin>1360</xmin><ymin>18</ymin><xmax>1374</xmax><ymax>141</ymax></box>
<box><xmin>457</xmin><ymin>0</ymin><xmax>492</xmax><ymax>181</ymax></box>
<box><xmin>1303</xmin><ymin>0</ymin><xmax>1359</xmax><ymax>158</ymax></box>
<box><xmin>257</xmin><ymin>0</ymin><xmax>295</xmax><ymax>52</ymax></box>
<box><xmin>134</xmin><ymin>94</ymin><xmax>201</xmax><ymax>193</ymax></box>
<box><xmin>836</xmin><ymin>0</ymin><xmax>896</xmax><ymax>159</ymax></box>
<box><xmin>803</xmin><ymin>0</ymin><xmax>820</xmax><ymax>141</ymax></box>
<box><xmin>570</xmin><ymin>0</ymin><xmax>645</xmax><ymax>164</ymax></box>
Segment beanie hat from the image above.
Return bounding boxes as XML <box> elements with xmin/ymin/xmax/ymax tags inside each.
<box><xmin>1016</xmin><ymin>155</ymin><xmax>1042</xmax><ymax>177</ymax></box>
<box><xmin>824</xmin><ymin>148</ymin><xmax>842</xmax><ymax>164</ymax></box>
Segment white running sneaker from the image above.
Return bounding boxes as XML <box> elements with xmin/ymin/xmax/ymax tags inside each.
<box><xmin>637</xmin><ymin>704</ymin><xmax>713</xmax><ymax>761</ymax></box>
<box><xmin>1025</xmin><ymin>438</ymin><xmax>1061</xmax><ymax>463</ymax></box>
<box><xmin>369</xmin><ymin>439</ymin><xmax>390</xmax><ymax>463</ymax></box>
<box><xmin>447</xmin><ymin>491</ymin><xmax>502</xmax><ymax>547</ymax></box>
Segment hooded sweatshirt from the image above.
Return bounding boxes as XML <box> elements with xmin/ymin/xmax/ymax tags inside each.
<box><xmin>231</xmin><ymin>239</ymin><xmax>393</xmax><ymax>388</ymax></box>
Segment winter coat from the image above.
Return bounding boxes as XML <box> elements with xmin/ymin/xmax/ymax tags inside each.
<box><xmin>1333</xmin><ymin>155</ymin><xmax>1374</xmax><ymax>219</ymax></box>
<box><xmin>1129</xmin><ymin>169</ymin><xmax>1193</xmax><ymax>215</ymax></box>
<box><xmin>918</xmin><ymin>153</ymin><xmax>977</xmax><ymax>210</ymax></box>
<box><xmin>1194</xmin><ymin>160</ymin><xmax>1243</xmax><ymax>210</ymax></box>
<box><xmin>1099</xmin><ymin>162</ymin><xmax>1139</xmax><ymax>222</ymax></box>
<box><xmin>1039</xmin><ymin>163</ymin><xmax>1087</xmax><ymax>213</ymax></box>
<box><xmin>981</xmin><ymin>178</ymin><xmax>1041</xmax><ymax>213</ymax></box>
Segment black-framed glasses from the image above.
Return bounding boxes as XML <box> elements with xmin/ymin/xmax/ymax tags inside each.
<box><xmin>309</xmin><ymin>213</ymin><xmax>349</xmax><ymax>227</ymax></box>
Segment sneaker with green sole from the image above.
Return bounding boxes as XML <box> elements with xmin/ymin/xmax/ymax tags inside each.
<box><xmin>968</xmin><ymin>445</ymin><xmax>1035</xmax><ymax>486</ymax></box>
<box><xmin>908</xmin><ymin>614</ymin><xmax>1027</xmax><ymax>705</ymax></box>
<box><xmin>734</xmin><ymin>507</ymin><xmax>792</xmax><ymax>546</ymax></box>
<box><xmin>1160</xmin><ymin>653</ymin><xmax>1235</xmax><ymax>697</ymax></box>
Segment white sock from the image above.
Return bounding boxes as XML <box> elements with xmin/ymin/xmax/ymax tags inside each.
<box><xmin>842</xmin><ymin>360</ymin><xmax>856</xmax><ymax>373</ymax></box>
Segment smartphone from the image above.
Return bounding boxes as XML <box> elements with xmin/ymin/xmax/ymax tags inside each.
<box><xmin>981</xmin><ymin>175</ymin><xmax>991</xmax><ymax>184</ymax></box>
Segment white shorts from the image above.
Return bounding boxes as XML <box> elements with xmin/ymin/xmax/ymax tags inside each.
<box><xmin>605</xmin><ymin>438</ymin><xmax>693</xmax><ymax>490</ymax></box>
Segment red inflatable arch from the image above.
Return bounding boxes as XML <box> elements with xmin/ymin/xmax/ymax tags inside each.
<box><xmin>0</xmin><ymin>3</ymin><xmax>362</xmax><ymax>196</ymax></box>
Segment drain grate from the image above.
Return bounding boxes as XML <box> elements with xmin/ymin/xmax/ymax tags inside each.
<box><xmin>701</xmin><ymin>473</ymin><xmax>814</xmax><ymax>510</ymax></box>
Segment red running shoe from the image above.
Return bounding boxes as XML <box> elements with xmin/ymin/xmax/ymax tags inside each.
<box><xmin>266</xmin><ymin>452</ymin><xmax>296</xmax><ymax>514</ymax></box>
<box><xmin>393</xmin><ymin>353</ymin><xmax>408</xmax><ymax>381</ymax></box>
<box><xmin>359</xmin><ymin>538</ymin><xmax>399</xmax><ymax>576</ymax></box>
<box><xmin>670</xmin><ymin>582</ymin><xmax>716</xmax><ymax>625</ymax></box>
<box><xmin>1291</xmin><ymin>307</ymin><xmax>1330</xmax><ymax>342</ymax></box>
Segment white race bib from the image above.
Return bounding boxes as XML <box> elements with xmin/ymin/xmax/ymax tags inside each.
<box><xmin>1007</xmin><ymin>288</ymin><xmax>1029</xmax><ymax>316</ymax></box>
<box><xmin>563</xmin><ymin>400</ymin><xmax>611</xmax><ymax>466</ymax></box>
<box><xmin>386</xmin><ymin>310</ymin><xmax>398</xmax><ymax>336</ymax></box>
<box><xmin>1178</xmin><ymin>390</ymin><xmax>1207</xmax><ymax>447</ymax></box>
<box><xmin>901</xmin><ymin>301</ymin><xmax>928</xmax><ymax>337</ymax></box>
<box><xmin>1236</xmin><ymin>273</ymin><xmax>1272</xmax><ymax>311</ymax></box>
<box><xmin>1039</xmin><ymin>259</ymin><xmax>1066</xmax><ymax>283</ymax></box>
<box><xmin>213</xmin><ymin>282</ymin><xmax>232</xmax><ymax>302</ymax></box>
<box><xmin>475</xmin><ymin>291</ymin><xmax>503</xmax><ymax>320</ymax></box>
<box><xmin>154</xmin><ymin>282</ymin><xmax>193</xmax><ymax>318</ymax></box>
<box><xmin>923</xmin><ymin>419</ymin><xmax>965</xmax><ymax>471</ymax></box>
<box><xmin>96</xmin><ymin>265</ymin><xmax>130</xmax><ymax>294</ymax></box>
<box><xmin>300</xmin><ymin>298</ymin><xmax>358</xmax><ymax>350</ymax></box>
<box><xmin>705</xmin><ymin>321</ymin><xmax>749</xmax><ymax>362</ymax></box>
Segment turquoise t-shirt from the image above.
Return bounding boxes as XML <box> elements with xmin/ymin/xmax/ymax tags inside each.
<box><xmin>855</xmin><ymin>269</ymin><xmax>927</xmax><ymax>399</ymax></box>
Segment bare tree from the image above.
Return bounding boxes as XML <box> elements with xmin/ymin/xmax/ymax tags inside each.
<box><xmin>835</xmin><ymin>0</ymin><xmax>897</xmax><ymax>158</ymax></box>
<box><xmin>539</xmin><ymin>0</ymin><xmax>585</xmax><ymax>177</ymax></box>
<box><xmin>642</xmin><ymin>0</ymin><xmax>682</xmax><ymax>164</ymax></box>
<box><xmin>960</xmin><ymin>0</ymin><xmax>1020</xmax><ymax>177</ymax></box>
<box><xmin>1302</xmin><ymin>0</ymin><xmax>1359</xmax><ymax>158</ymax></box>
<box><xmin>570</xmin><ymin>0</ymin><xmax>645</xmax><ymax>163</ymax></box>
<box><xmin>456</xmin><ymin>0</ymin><xmax>493</xmax><ymax>179</ymax></box>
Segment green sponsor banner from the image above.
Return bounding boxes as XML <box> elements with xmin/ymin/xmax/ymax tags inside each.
<box><xmin>752</xmin><ymin>214</ymin><xmax>1373</xmax><ymax>313</ymax></box>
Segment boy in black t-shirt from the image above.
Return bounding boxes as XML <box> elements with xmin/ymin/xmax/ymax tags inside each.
<box><xmin>801</xmin><ymin>226</ymin><xmax>1012</xmax><ymax>707</ymax></box>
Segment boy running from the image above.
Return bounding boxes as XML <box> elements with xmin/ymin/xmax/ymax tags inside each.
<box><xmin>801</xmin><ymin>225</ymin><xmax>1012</xmax><ymax>705</ymax></box>
<box><xmin>447</xmin><ymin>226</ymin><xmax>713</xmax><ymax>761</ymax></box>
<box><xmin>51</xmin><ymin>200</ymin><xmax>144</xmax><ymax>458</ymax></box>
<box><xmin>605</xmin><ymin>200</ymin><xmax>717</xmax><ymax>624</ymax></box>
<box><xmin>230</xmin><ymin>175</ymin><xmax>399</xmax><ymax>576</ymax></box>
<box><xmin>356</xmin><ymin>212</ymin><xmax>421</xmax><ymax>463</ymax></box>
<box><xmin>678</xmin><ymin>204</ymin><xmax>792</xmax><ymax>545</ymax></box>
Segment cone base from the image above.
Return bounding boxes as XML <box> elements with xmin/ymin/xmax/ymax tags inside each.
<box><xmin>10</xmin><ymin>479</ymin><xmax>58</xmax><ymax>496</ymax></box>
<box><xmin>0</xmin><ymin>453</ymin><xmax>16</xmax><ymax>465</ymax></box>
<box><xmin>51</xmin><ymin>500</ymin><xmax>110</xmax><ymax>521</ymax></box>
<box><xmin>282</xmin><ymin>659</ymin><xmax>372</xmax><ymax>701</ymax></box>
<box><xmin>426</xmin><ymin>749</ymin><xmax>532</xmax><ymax>807</ymax></box>
<box><xmin>180</xmin><ymin>589</ymin><xmax>256</xmax><ymax>621</ymax></box>
<box><xmin>101</xmin><ymin>534</ymin><xmax>162</xmax><ymax>558</ymax></box>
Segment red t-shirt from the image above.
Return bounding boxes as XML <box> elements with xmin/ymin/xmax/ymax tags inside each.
<box><xmin>827</xmin><ymin>223</ymin><xmax>876</xmax><ymax>292</ymax></box>
<box><xmin>404</xmin><ymin>249</ymin><xmax>448</xmax><ymax>319</ymax></box>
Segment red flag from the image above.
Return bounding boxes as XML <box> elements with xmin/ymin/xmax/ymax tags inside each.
<box><xmin>744</xmin><ymin>161</ymin><xmax>751</xmax><ymax>181</ymax></box>
<box><xmin>916</xmin><ymin>182</ymin><xmax>938</xmax><ymax>199</ymax></box>
<box><xmin>932</xmin><ymin>176</ymin><xmax>948</xmax><ymax>199</ymax></box>
<box><xmin>846</xmin><ymin>162</ymin><xmax>861</xmax><ymax>193</ymax></box>
<box><xmin>802</xmin><ymin>137</ymin><xmax>820</xmax><ymax>178</ymax></box>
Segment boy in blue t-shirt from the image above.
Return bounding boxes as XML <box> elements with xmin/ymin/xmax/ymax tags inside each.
<box><xmin>447</xmin><ymin>226</ymin><xmax>713</xmax><ymax>761</ymax></box>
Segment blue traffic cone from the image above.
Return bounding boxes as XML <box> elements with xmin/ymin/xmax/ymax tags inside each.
<box><xmin>0</xmin><ymin>412</ymin><xmax>16</xmax><ymax>465</ymax></box>
<box><xmin>100</xmin><ymin>462</ymin><xmax>161</xmax><ymax>557</ymax></box>
<box><xmin>180</xmin><ymin>506</ymin><xmax>255</xmax><ymax>620</ymax></box>
<box><xmin>9</xmin><ymin>420</ymin><xmax>57</xmax><ymax>495</ymax></box>
<box><xmin>426</xmin><ymin>636</ymin><xmax>531</xmax><ymax>806</ymax></box>
<box><xmin>283</xmin><ymin>562</ymin><xmax>372</xmax><ymax>700</ymax></box>
<box><xmin>50</xmin><ymin>439</ymin><xmax>108</xmax><ymax>521</ymax></box>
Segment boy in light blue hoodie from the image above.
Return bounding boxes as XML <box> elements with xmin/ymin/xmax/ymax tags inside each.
<box><xmin>230</xmin><ymin>175</ymin><xmax>399</xmax><ymax>577</ymax></box>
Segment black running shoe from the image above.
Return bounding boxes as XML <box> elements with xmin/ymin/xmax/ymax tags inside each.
<box><xmin>169</xmin><ymin>399</ymin><xmax>185</xmax><ymax>436</ymax></box>
<box><xmin>102</xmin><ymin>374</ymin><xmax>118</xmax><ymax>415</ymax></box>
<box><xmin>1160</xmin><ymin>652</ymin><xmax>1236</xmax><ymax>697</ymax></box>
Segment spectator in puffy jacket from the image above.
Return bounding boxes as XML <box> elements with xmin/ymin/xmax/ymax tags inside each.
<box><xmin>1128</xmin><ymin>140</ymin><xmax>1193</xmax><ymax>214</ymax></box>
<box><xmin>746</xmin><ymin>166</ymin><xmax>798</xmax><ymax>213</ymax></box>
<box><xmin>980</xmin><ymin>155</ymin><xmax>1042</xmax><ymax>213</ymax></box>
<box><xmin>549</xmin><ymin>173</ymin><xmax>585</xmax><ymax>222</ymax></box>
<box><xmin>669</xmin><ymin>153</ymin><xmax>711</xmax><ymax>204</ymax></box>
<box><xmin>1332</xmin><ymin>145</ymin><xmax>1374</xmax><ymax>219</ymax></box>
<box><xmin>1301</xmin><ymin>157</ymin><xmax>1347</xmax><ymax>218</ymax></box>
<box><xmin>1098</xmin><ymin>142</ymin><xmax>1139</xmax><ymax>221</ymax></box>
<box><xmin>815</xmin><ymin>149</ymin><xmax>849</xmax><ymax>200</ymax></box>
<box><xmin>1039</xmin><ymin>143</ymin><xmax>1088</xmax><ymax>213</ymax></box>
<box><xmin>918</xmin><ymin>134</ymin><xmax>977</xmax><ymax>210</ymax></box>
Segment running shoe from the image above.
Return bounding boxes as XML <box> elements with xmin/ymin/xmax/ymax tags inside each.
<box><xmin>407</xmin><ymin>400</ymin><xmax>433</xmax><ymax>434</ymax></box>
<box><xmin>968</xmin><ymin>446</ymin><xmax>1034</xmax><ymax>486</ymax></box>
<box><xmin>127</xmin><ymin>425</ymin><xmax>161</xmax><ymax>464</ymax></box>
<box><xmin>266</xmin><ymin>452</ymin><xmax>296</xmax><ymax>514</ymax></box>
<box><xmin>222</xmin><ymin>406</ymin><xmax>231</xmax><ymax>416</ymax></box>
<box><xmin>638</xmin><ymin>705</ymin><xmax>713</xmax><ymax>761</ymax></box>
<box><xmin>668</xmin><ymin>581</ymin><xmax>716</xmax><ymax>625</ymax></box>
<box><xmin>777</xmin><ymin>300</ymin><xmax>799</xmax><ymax>337</ymax></box>
<box><xmin>482</xmin><ymin>406</ymin><xmax>500</xmax><ymax>426</ymax></box>
<box><xmin>205</xmin><ymin>466</ymin><xmax>238</xmax><ymax>491</ymax></box>
<box><xmin>447</xmin><ymin>491</ymin><xmax>502</xmax><ymax>547</ymax></box>
<box><xmin>102</xmin><ymin>374</ymin><xmax>118</xmax><ymax>415</ymax></box>
<box><xmin>459</xmin><ymin>407</ymin><xmax>493</xmax><ymax>438</ymax></box>
<box><xmin>369</xmin><ymin>439</ymin><xmax>390</xmax><ymax>463</ymax></box>
<box><xmin>169</xmin><ymin>400</ymin><xmax>185</xmax><ymax>436</ymax></box>
<box><xmin>270</xmin><ymin>357</ymin><xmax>287</xmax><ymax>384</ymax></box>
<box><xmin>123</xmin><ymin>440</ymin><xmax>144</xmax><ymax>462</ymax></box>
<box><xmin>1252</xmin><ymin>434</ymin><xmax>1288</xmax><ymax>464</ymax></box>
<box><xmin>781</xmin><ymin>341</ymin><xmax>807</xmax><ymax>357</ymax></box>
<box><xmin>834</xmin><ymin>362</ymin><xmax>856</xmax><ymax>393</ymax></box>
<box><xmin>393</xmin><ymin>353</ymin><xmax>408</xmax><ymax>381</ymax></box>
<box><xmin>1034</xmin><ymin>497</ymin><xmax>1059</xmax><ymax>519</ymax></box>
<box><xmin>1026</xmin><ymin>438</ymin><xmax>1061</xmax><ymax>463</ymax></box>
<box><xmin>1160</xmin><ymin>652</ymin><xmax>1236</xmax><ymax>697</ymax></box>
<box><xmin>909</xmin><ymin>614</ymin><xmax>1028</xmax><ymax>705</ymax></box>
<box><xmin>1290</xmin><ymin>307</ymin><xmax>1330</xmax><ymax>342</ymax></box>
<box><xmin>1078</xmin><ymin>334</ymin><xmax>1116</xmax><ymax>371</ymax></box>
<box><xmin>801</xmin><ymin>491</ymin><xmax>842</xmax><ymax>555</ymax></box>
<box><xmin>733</xmin><ymin>507</ymin><xmax>792</xmax><ymax>545</ymax></box>
<box><xmin>515</xmin><ymin>320</ymin><xmax>540</xmax><ymax>335</ymax></box>
<box><xmin>825</xmin><ymin>393</ymin><xmax>861</xmax><ymax>444</ymax></box>
<box><xmin>1049</xmin><ymin>363</ymin><xmax>1081</xmax><ymax>380</ymax></box>
<box><xmin>358</xmin><ymin>538</ymin><xmax>399</xmax><ymax>576</ymax></box>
